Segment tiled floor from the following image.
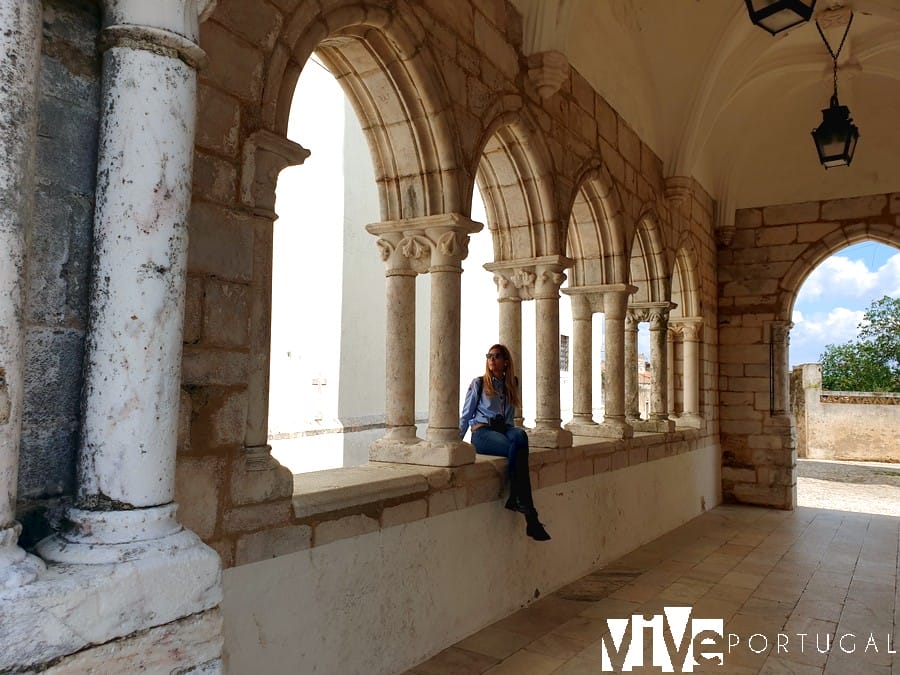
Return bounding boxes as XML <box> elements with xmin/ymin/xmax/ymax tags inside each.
<box><xmin>405</xmin><ymin>503</ymin><xmax>900</xmax><ymax>674</ymax></box>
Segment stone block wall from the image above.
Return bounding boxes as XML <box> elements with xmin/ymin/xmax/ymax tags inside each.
<box><xmin>792</xmin><ymin>363</ymin><xmax>900</xmax><ymax>462</ymax></box>
<box><xmin>18</xmin><ymin>0</ymin><xmax>101</xmax><ymax>540</ymax></box>
<box><xmin>180</xmin><ymin>0</ymin><xmax>722</xmax><ymax>566</ymax></box>
<box><xmin>720</xmin><ymin>192</ymin><xmax>900</xmax><ymax>508</ymax></box>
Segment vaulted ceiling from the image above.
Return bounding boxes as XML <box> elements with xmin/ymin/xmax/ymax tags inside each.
<box><xmin>511</xmin><ymin>0</ymin><xmax>900</xmax><ymax>221</ymax></box>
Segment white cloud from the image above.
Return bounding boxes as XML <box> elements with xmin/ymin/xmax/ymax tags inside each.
<box><xmin>799</xmin><ymin>255</ymin><xmax>878</xmax><ymax>300</ymax></box>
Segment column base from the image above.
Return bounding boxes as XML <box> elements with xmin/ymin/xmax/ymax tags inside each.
<box><xmin>4</xmin><ymin>524</ymin><xmax>221</xmax><ymax>673</ymax></box>
<box><xmin>35</xmin><ymin>503</ymin><xmax>198</xmax><ymax>565</ymax></box>
<box><xmin>594</xmin><ymin>417</ymin><xmax>634</xmax><ymax>440</ymax></box>
<box><xmin>564</xmin><ymin>420</ymin><xmax>607</xmax><ymax>437</ymax></box>
<box><xmin>675</xmin><ymin>413</ymin><xmax>704</xmax><ymax>429</ymax></box>
<box><xmin>369</xmin><ymin>437</ymin><xmax>475</xmax><ymax>467</ymax></box>
<box><xmin>528</xmin><ymin>427</ymin><xmax>573</xmax><ymax>449</ymax></box>
<box><xmin>631</xmin><ymin>418</ymin><xmax>675</xmax><ymax>433</ymax></box>
<box><xmin>0</xmin><ymin>524</ymin><xmax>45</xmax><ymax>589</ymax></box>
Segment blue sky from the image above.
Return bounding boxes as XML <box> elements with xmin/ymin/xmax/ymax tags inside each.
<box><xmin>790</xmin><ymin>242</ymin><xmax>900</xmax><ymax>366</ymax></box>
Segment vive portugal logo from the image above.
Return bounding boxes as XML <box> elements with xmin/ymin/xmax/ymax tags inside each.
<box><xmin>600</xmin><ymin>606</ymin><xmax>899</xmax><ymax>672</ymax></box>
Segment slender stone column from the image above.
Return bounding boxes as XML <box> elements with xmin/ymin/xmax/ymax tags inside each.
<box><xmin>0</xmin><ymin>0</ymin><xmax>45</xmax><ymax>587</ymax></box>
<box><xmin>529</xmin><ymin>257</ymin><xmax>573</xmax><ymax>449</ymax></box>
<box><xmin>624</xmin><ymin>308</ymin><xmax>641</xmax><ymax>422</ymax></box>
<box><xmin>426</xmin><ymin>219</ymin><xmax>481</xmax><ymax>446</ymax></box>
<box><xmin>632</xmin><ymin>303</ymin><xmax>675</xmax><ymax>432</ymax></box>
<box><xmin>596</xmin><ymin>285</ymin><xmax>636</xmax><ymax>438</ymax></box>
<box><xmin>240</xmin><ymin>131</ymin><xmax>309</xmax><ymax>470</ymax></box>
<box><xmin>487</xmin><ymin>265</ymin><xmax>530</xmax><ymax>427</ymax></box>
<box><xmin>678</xmin><ymin>318</ymin><xmax>703</xmax><ymax>428</ymax></box>
<box><xmin>568</xmin><ymin>295</ymin><xmax>594</xmax><ymax>427</ymax></box>
<box><xmin>666</xmin><ymin>328</ymin><xmax>676</xmax><ymax>418</ymax></box>
<box><xmin>365</xmin><ymin>224</ymin><xmax>424</xmax><ymax>446</ymax></box>
<box><xmin>769</xmin><ymin>321</ymin><xmax>793</xmax><ymax>416</ymax></box>
<box><xmin>368</xmin><ymin>214</ymin><xmax>481</xmax><ymax>466</ymax></box>
<box><xmin>561</xmin><ymin>286</ymin><xmax>607</xmax><ymax>436</ymax></box>
<box><xmin>38</xmin><ymin>0</ymin><xmax>215</xmax><ymax>564</ymax></box>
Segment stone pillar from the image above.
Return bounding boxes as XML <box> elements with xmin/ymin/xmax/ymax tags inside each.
<box><xmin>367</xmin><ymin>214</ymin><xmax>481</xmax><ymax>466</ymax></box>
<box><xmin>666</xmin><ymin>328</ymin><xmax>676</xmax><ymax>418</ymax></box>
<box><xmin>568</xmin><ymin>294</ymin><xmax>594</xmax><ymax>427</ymax></box>
<box><xmin>366</xmin><ymin>224</ymin><xmax>425</xmax><ymax>446</ymax></box>
<box><xmin>678</xmin><ymin>318</ymin><xmax>703</xmax><ymax>428</ymax></box>
<box><xmin>238</xmin><ymin>130</ymin><xmax>308</xmax><ymax>497</ymax></box>
<box><xmin>596</xmin><ymin>285</ymin><xmax>636</xmax><ymax>438</ymax></box>
<box><xmin>37</xmin><ymin>0</ymin><xmax>221</xmax><ymax>564</ymax></box>
<box><xmin>624</xmin><ymin>308</ymin><xmax>641</xmax><ymax>422</ymax></box>
<box><xmin>631</xmin><ymin>303</ymin><xmax>675</xmax><ymax>433</ymax></box>
<box><xmin>561</xmin><ymin>286</ymin><xmax>608</xmax><ymax>436</ymax></box>
<box><xmin>0</xmin><ymin>0</ymin><xmax>44</xmax><ymax>588</ymax></box>
<box><xmin>487</xmin><ymin>265</ymin><xmax>531</xmax><ymax>427</ymax></box>
<box><xmin>529</xmin><ymin>257</ymin><xmax>573</xmax><ymax>449</ymax></box>
<box><xmin>769</xmin><ymin>321</ymin><xmax>793</xmax><ymax>416</ymax></box>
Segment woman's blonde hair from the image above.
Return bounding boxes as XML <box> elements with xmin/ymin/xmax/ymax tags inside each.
<box><xmin>482</xmin><ymin>343</ymin><xmax>520</xmax><ymax>408</ymax></box>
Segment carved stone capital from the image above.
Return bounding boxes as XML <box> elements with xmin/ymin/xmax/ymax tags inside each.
<box><xmin>672</xmin><ymin>317</ymin><xmax>703</xmax><ymax>341</ymax></box>
<box><xmin>526</xmin><ymin>50</ymin><xmax>569</xmax><ymax>99</ymax></box>
<box><xmin>769</xmin><ymin>320</ymin><xmax>794</xmax><ymax>345</ymax></box>
<box><xmin>664</xmin><ymin>176</ymin><xmax>692</xmax><ymax>214</ymax></box>
<box><xmin>241</xmin><ymin>129</ymin><xmax>310</xmax><ymax>218</ymax></box>
<box><xmin>368</xmin><ymin>213</ymin><xmax>481</xmax><ymax>274</ymax></box>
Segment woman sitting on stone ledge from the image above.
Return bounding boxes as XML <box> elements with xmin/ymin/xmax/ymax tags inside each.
<box><xmin>459</xmin><ymin>344</ymin><xmax>551</xmax><ymax>542</ymax></box>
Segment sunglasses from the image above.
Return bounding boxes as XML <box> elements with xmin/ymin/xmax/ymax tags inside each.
<box><xmin>485</xmin><ymin>352</ymin><xmax>506</xmax><ymax>360</ymax></box>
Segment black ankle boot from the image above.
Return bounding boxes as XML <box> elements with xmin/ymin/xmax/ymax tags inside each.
<box><xmin>504</xmin><ymin>494</ymin><xmax>530</xmax><ymax>513</ymax></box>
<box><xmin>525</xmin><ymin>513</ymin><xmax>551</xmax><ymax>541</ymax></box>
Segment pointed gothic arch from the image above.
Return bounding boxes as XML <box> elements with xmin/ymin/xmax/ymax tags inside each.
<box><xmin>779</xmin><ymin>223</ymin><xmax>900</xmax><ymax>323</ymax></box>
<box><xmin>472</xmin><ymin>104</ymin><xmax>561</xmax><ymax>261</ymax></box>
<box><xmin>565</xmin><ymin>161</ymin><xmax>629</xmax><ymax>286</ymax></box>
<box><xmin>628</xmin><ymin>207</ymin><xmax>670</xmax><ymax>302</ymax></box>
<box><xmin>261</xmin><ymin>0</ymin><xmax>465</xmax><ymax>221</ymax></box>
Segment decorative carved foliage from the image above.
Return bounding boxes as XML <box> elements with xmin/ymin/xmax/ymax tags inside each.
<box><xmin>375</xmin><ymin>238</ymin><xmax>394</xmax><ymax>262</ymax></box>
<box><xmin>511</xmin><ymin>269</ymin><xmax>536</xmax><ymax>300</ymax></box>
<box><xmin>398</xmin><ymin>235</ymin><xmax>432</xmax><ymax>261</ymax></box>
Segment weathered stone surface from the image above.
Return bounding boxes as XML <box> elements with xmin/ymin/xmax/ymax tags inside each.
<box><xmin>43</xmin><ymin>609</ymin><xmax>223</xmax><ymax>674</ymax></box>
<box><xmin>314</xmin><ymin>513</ymin><xmax>379</xmax><ymax>546</ymax></box>
<box><xmin>175</xmin><ymin>455</ymin><xmax>225</xmax><ymax>539</ymax></box>
<box><xmin>203</xmin><ymin>280</ymin><xmax>251</xmax><ymax>347</ymax></box>
<box><xmin>235</xmin><ymin>524</ymin><xmax>312</xmax><ymax>565</ymax></box>
<box><xmin>762</xmin><ymin>201</ymin><xmax>819</xmax><ymax>225</ymax></box>
<box><xmin>821</xmin><ymin>194</ymin><xmax>887</xmax><ymax>220</ymax></box>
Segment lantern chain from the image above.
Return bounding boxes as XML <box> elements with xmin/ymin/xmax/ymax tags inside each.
<box><xmin>815</xmin><ymin>12</ymin><xmax>854</xmax><ymax>99</ymax></box>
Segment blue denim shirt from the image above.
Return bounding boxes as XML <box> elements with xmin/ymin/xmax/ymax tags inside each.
<box><xmin>459</xmin><ymin>375</ymin><xmax>514</xmax><ymax>439</ymax></box>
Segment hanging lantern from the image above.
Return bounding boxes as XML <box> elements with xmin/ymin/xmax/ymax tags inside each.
<box><xmin>745</xmin><ymin>0</ymin><xmax>817</xmax><ymax>36</ymax></box>
<box><xmin>811</xmin><ymin>95</ymin><xmax>859</xmax><ymax>168</ymax></box>
<box><xmin>810</xmin><ymin>11</ymin><xmax>859</xmax><ymax>168</ymax></box>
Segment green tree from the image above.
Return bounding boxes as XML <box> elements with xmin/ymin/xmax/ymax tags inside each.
<box><xmin>819</xmin><ymin>295</ymin><xmax>900</xmax><ymax>392</ymax></box>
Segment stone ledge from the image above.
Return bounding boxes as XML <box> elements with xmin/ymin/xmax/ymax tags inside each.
<box><xmin>275</xmin><ymin>429</ymin><xmax>706</xmax><ymax>562</ymax></box>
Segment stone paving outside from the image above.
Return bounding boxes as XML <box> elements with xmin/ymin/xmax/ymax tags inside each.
<box><xmin>406</xmin><ymin>459</ymin><xmax>900</xmax><ymax>674</ymax></box>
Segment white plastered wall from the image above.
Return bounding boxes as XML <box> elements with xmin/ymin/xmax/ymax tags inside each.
<box><xmin>222</xmin><ymin>442</ymin><xmax>720</xmax><ymax>675</ymax></box>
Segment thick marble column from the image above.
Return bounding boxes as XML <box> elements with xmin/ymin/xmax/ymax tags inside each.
<box><xmin>529</xmin><ymin>257</ymin><xmax>573</xmax><ymax>449</ymax></box>
<box><xmin>596</xmin><ymin>285</ymin><xmax>636</xmax><ymax>439</ymax></box>
<box><xmin>632</xmin><ymin>303</ymin><xmax>675</xmax><ymax>433</ymax></box>
<box><xmin>368</xmin><ymin>214</ymin><xmax>481</xmax><ymax>466</ymax></box>
<box><xmin>561</xmin><ymin>286</ymin><xmax>607</xmax><ymax>436</ymax></box>
<box><xmin>0</xmin><ymin>0</ymin><xmax>45</xmax><ymax>588</ymax></box>
<box><xmin>678</xmin><ymin>318</ymin><xmax>703</xmax><ymax>428</ymax></box>
<box><xmin>37</xmin><ymin>0</ymin><xmax>217</xmax><ymax>564</ymax></box>
<box><xmin>769</xmin><ymin>321</ymin><xmax>793</xmax><ymax>416</ymax></box>
<box><xmin>624</xmin><ymin>308</ymin><xmax>641</xmax><ymax>422</ymax></box>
